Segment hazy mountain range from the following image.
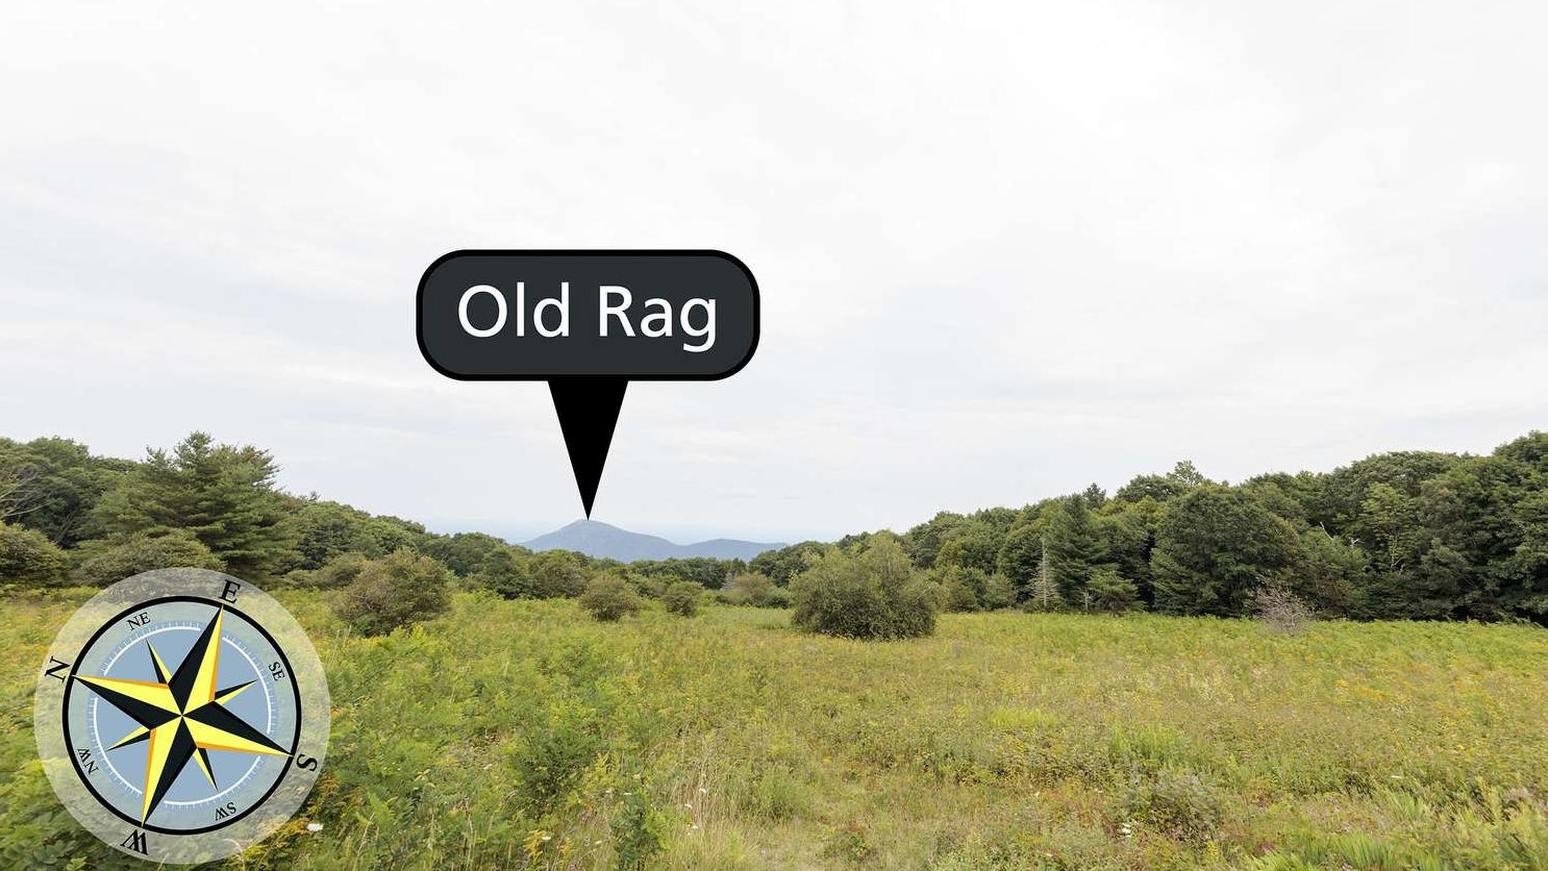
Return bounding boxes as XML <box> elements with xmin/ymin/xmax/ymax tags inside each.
<box><xmin>523</xmin><ymin>519</ymin><xmax>784</xmax><ymax>562</ymax></box>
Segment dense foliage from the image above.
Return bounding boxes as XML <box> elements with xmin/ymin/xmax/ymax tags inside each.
<box><xmin>790</xmin><ymin>536</ymin><xmax>938</xmax><ymax>639</ymax></box>
<box><xmin>333</xmin><ymin>549</ymin><xmax>453</xmax><ymax>636</ymax></box>
<box><xmin>0</xmin><ymin>522</ymin><xmax>68</xmax><ymax>588</ymax></box>
<box><xmin>578</xmin><ymin>574</ymin><xmax>643</xmax><ymax>621</ymax></box>
<box><xmin>2</xmin><ymin>429</ymin><xmax>1547</xmax><ymax>626</ymax></box>
<box><xmin>660</xmin><ymin>580</ymin><xmax>703</xmax><ymax>616</ymax></box>
<box><xmin>717</xmin><ymin>571</ymin><xmax>790</xmax><ymax>607</ymax></box>
<box><xmin>856</xmin><ymin>432</ymin><xmax>1548</xmax><ymax>624</ymax></box>
<box><xmin>73</xmin><ymin>529</ymin><xmax>223</xmax><ymax>586</ymax></box>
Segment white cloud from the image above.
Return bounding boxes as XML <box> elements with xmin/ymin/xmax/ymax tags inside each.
<box><xmin>1</xmin><ymin>0</ymin><xmax>1544</xmax><ymax>542</ymax></box>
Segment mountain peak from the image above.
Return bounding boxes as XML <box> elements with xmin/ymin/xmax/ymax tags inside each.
<box><xmin>523</xmin><ymin>520</ymin><xmax>783</xmax><ymax>562</ymax></box>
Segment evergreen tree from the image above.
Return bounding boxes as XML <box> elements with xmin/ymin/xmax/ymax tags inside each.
<box><xmin>90</xmin><ymin>432</ymin><xmax>296</xmax><ymax>579</ymax></box>
<box><xmin>1086</xmin><ymin>565</ymin><xmax>1139</xmax><ymax>613</ymax></box>
<box><xmin>995</xmin><ymin>522</ymin><xmax>1042</xmax><ymax>600</ymax></box>
<box><xmin>1041</xmin><ymin>495</ymin><xmax>1106</xmax><ymax>601</ymax></box>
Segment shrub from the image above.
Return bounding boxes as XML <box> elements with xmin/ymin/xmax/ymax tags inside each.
<box><xmin>334</xmin><ymin>549</ymin><xmax>452</xmax><ymax>636</ymax></box>
<box><xmin>578</xmin><ymin>573</ymin><xmax>641</xmax><ymax>621</ymax></box>
<box><xmin>73</xmin><ymin>529</ymin><xmax>223</xmax><ymax>586</ymax></box>
<box><xmin>629</xmin><ymin>573</ymin><xmax>667</xmax><ymax>599</ymax></box>
<box><xmin>790</xmin><ymin>537</ymin><xmax>937</xmax><ymax>640</ymax></box>
<box><xmin>1250</xmin><ymin>580</ymin><xmax>1316</xmax><ymax>635</ymax></box>
<box><xmin>982</xmin><ymin>572</ymin><xmax>1016</xmax><ymax>610</ymax></box>
<box><xmin>510</xmin><ymin>700</ymin><xmax>602</xmax><ymax>811</ymax></box>
<box><xmin>473</xmin><ymin>545</ymin><xmax>536</xmax><ymax>599</ymax></box>
<box><xmin>661</xmin><ymin>580</ymin><xmax>702</xmax><ymax>616</ymax></box>
<box><xmin>1115</xmin><ymin>767</ymin><xmax>1224</xmax><ymax>843</ymax></box>
<box><xmin>0</xmin><ymin>521</ymin><xmax>69</xmax><ymax>587</ymax></box>
<box><xmin>719</xmin><ymin>571</ymin><xmax>779</xmax><ymax>606</ymax></box>
<box><xmin>528</xmin><ymin>549</ymin><xmax>591</xmax><ymax>598</ymax></box>
<box><xmin>611</xmin><ymin>786</ymin><xmax>665</xmax><ymax>870</ymax></box>
<box><xmin>285</xmin><ymin>551</ymin><xmax>370</xmax><ymax>589</ymax></box>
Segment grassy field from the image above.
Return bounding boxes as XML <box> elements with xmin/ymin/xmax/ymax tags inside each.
<box><xmin>4</xmin><ymin>590</ymin><xmax>1548</xmax><ymax>869</ymax></box>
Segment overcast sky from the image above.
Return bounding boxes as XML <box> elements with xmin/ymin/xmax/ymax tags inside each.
<box><xmin>2</xmin><ymin>1</ymin><xmax>1545</xmax><ymax>544</ymax></box>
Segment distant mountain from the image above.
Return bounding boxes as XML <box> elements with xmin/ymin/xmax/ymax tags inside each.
<box><xmin>523</xmin><ymin>519</ymin><xmax>784</xmax><ymax>562</ymax></box>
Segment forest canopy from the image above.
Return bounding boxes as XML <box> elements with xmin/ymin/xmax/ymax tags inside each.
<box><xmin>2</xmin><ymin>430</ymin><xmax>1546</xmax><ymax>625</ymax></box>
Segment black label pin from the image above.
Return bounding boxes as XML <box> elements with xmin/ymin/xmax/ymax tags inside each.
<box><xmin>417</xmin><ymin>250</ymin><xmax>758</xmax><ymax>516</ymax></box>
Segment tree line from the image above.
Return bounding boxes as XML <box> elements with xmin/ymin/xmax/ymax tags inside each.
<box><xmin>2</xmin><ymin>429</ymin><xmax>1545</xmax><ymax>627</ymax></box>
<box><xmin>0</xmin><ymin>432</ymin><xmax>747</xmax><ymax>599</ymax></box>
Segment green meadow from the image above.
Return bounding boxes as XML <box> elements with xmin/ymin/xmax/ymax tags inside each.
<box><xmin>4</xmin><ymin>590</ymin><xmax>1548</xmax><ymax>870</ymax></box>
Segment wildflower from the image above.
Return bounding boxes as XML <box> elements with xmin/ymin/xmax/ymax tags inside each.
<box><xmin>306</xmin><ymin>822</ymin><xmax>324</xmax><ymax>834</ymax></box>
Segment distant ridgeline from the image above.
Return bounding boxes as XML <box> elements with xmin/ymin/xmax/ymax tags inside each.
<box><xmin>523</xmin><ymin>519</ymin><xmax>783</xmax><ymax>562</ymax></box>
<box><xmin>1</xmin><ymin>430</ymin><xmax>1545</xmax><ymax>624</ymax></box>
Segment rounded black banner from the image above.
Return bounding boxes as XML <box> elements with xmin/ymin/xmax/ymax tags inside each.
<box><xmin>417</xmin><ymin>250</ymin><xmax>759</xmax><ymax>380</ymax></box>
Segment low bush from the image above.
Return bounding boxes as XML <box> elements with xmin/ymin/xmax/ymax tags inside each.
<box><xmin>629</xmin><ymin>573</ymin><xmax>668</xmax><ymax>599</ymax></box>
<box><xmin>285</xmin><ymin>551</ymin><xmax>370</xmax><ymax>589</ymax></box>
<box><xmin>661</xmin><ymin>580</ymin><xmax>702</xmax><ymax>616</ymax></box>
<box><xmin>473</xmin><ymin>545</ymin><xmax>536</xmax><ymax>599</ymax></box>
<box><xmin>790</xmin><ymin>536</ymin><xmax>937</xmax><ymax>639</ymax></box>
<box><xmin>1251</xmin><ymin>581</ymin><xmax>1317</xmax><ymax>634</ymax></box>
<box><xmin>578</xmin><ymin>573</ymin><xmax>642</xmax><ymax>621</ymax></box>
<box><xmin>0</xmin><ymin>521</ymin><xmax>69</xmax><ymax>587</ymax></box>
<box><xmin>334</xmin><ymin>549</ymin><xmax>452</xmax><ymax>636</ymax></box>
<box><xmin>611</xmin><ymin>787</ymin><xmax>666</xmax><ymax>870</ymax></box>
<box><xmin>528</xmin><ymin>549</ymin><xmax>591</xmax><ymax>598</ymax></box>
<box><xmin>72</xmin><ymin>529</ymin><xmax>223</xmax><ymax>586</ymax></box>
<box><xmin>1114</xmin><ymin>767</ymin><xmax>1224</xmax><ymax>843</ymax></box>
<box><xmin>719</xmin><ymin>571</ymin><xmax>784</xmax><ymax>606</ymax></box>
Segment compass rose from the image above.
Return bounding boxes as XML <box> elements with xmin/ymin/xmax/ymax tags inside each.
<box><xmin>35</xmin><ymin>568</ymin><xmax>330</xmax><ymax>864</ymax></box>
<box><xmin>73</xmin><ymin>605</ymin><xmax>291</xmax><ymax>823</ymax></box>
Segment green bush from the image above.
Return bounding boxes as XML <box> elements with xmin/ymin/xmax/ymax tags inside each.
<box><xmin>578</xmin><ymin>573</ymin><xmax>641</xmax><ymax>621</ymax></box>
<box><xmin>528</xmin><ymin>549</ymin><xmax>591</xmax><ymax>598</ymax></box>
<box><xmin>719</xmin><ymin>571</ymin><xmax>782</xmax><ymax>606</ymax></box>
<box><xmin>629</xmin><ymin>573</ymin><xmax>668</xmax><ymax>599</ymax></box>
<box><xmin>510</xmin><ymin>700</ymin><xmax>602</xmax><ymax>812</ymax></box>
<box><xmin>333</xmin><ymin>549</ymin><xmax>452</xmax><ymax>636</ymax></box>
<box><xmin>931</xmin><ymin>564</ymin><xmax>986</xmax><ymax>611</ymax></box>
<box><xmin>1115</xmin><ymin>767</ymin><xmax>1224</xmax><ymax>843</ymax></box>
<box><xmin>473</xmin><ymin>545</ymin><xmax>536</xmax><ymax>599</ymax></box>
<box><xmin>284</xmin><ymin>551</ymin><xmax>370</xmax><ymax>589</ymax></box>
<box><xmin>73</xmin><ymin>529</ymin><xmax>223</xmax><ymax>586</ymax></box>
<box><xmin>611</xmin><ymin>786</ymin><xmax>665</xmax><ymax>870</ymax></box>
<box><xmin>661</xmin><ymin>580</ymin><xmax>702</xmax><ymax>616</ymax></box>
<box><xmin>0</xmin><ymin>521</ymin><xmax>69</xmax><ymax>587</ymax></box>
<box><xmin>790</xmin><ymin>536</ymin><xmax>937</xmax><ymax>640</ymax></box>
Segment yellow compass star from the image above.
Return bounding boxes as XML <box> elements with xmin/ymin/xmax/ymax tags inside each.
<box><xmin>73</xmin><ymin>606</ymin><xmax>290</xmax><ymax>823</ymax></box>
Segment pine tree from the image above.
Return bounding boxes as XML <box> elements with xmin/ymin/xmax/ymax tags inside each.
<box><xmin>1042</xmin><ymin>495</ymin><xmax>1106</xmax><ymax>601</ymax></box>
<box><xmin>90</xmin><ymin>432</ymin><xmax>297</xmax><ymax>579</ymax></box>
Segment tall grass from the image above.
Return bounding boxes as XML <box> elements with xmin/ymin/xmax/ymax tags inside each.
<box><xmin>2</xmin><ymin>589</ymin><xmax>1546</xmax><ymax>869</ymax></box>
